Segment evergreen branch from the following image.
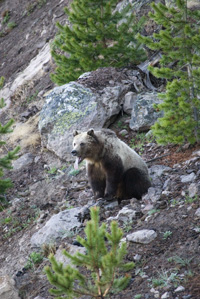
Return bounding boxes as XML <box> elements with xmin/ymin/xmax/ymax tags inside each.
<box><xmin>45</xmin><ymin>207</ymin><xmax>134</xmax><ymax>298</ymax></box>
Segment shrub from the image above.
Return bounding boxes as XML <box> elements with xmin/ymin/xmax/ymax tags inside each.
<box><xmin>51</xmin><ymin>0</ymin><xmax>146</xmax><ymax>85</ymax></box>
<box><xmin>45</xmin><ymin>207</ymin><xmax>134</xmax><ymax>298</ymax></box>
<box><xmin>138</xmin><ymin>0</ymin><xmax>200</xmax><ymax>144</ymax></box>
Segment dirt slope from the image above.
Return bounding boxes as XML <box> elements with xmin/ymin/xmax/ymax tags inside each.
<box><xmin>0</xmin><ymin>1</ymin><xmax>200</xmax><ymax>299</ymax></box>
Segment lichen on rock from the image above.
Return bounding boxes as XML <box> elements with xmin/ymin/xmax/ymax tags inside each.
<box><xmin>38</xmin><ymin>82</ymin><xmax>97</xmax><ymax>159</ymax></box>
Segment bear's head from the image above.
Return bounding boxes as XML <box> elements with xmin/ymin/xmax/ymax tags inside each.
<box><xmin>71</xmin><ymin>129</ymin><xmax>100</xmax><ymax>166</ymax></box>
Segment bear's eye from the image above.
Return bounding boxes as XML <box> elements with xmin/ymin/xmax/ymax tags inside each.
<box><xmin>74</xmin><ymin>143</ymin><xmax>76</xmax><ymax>146</ymax></box>
<box><xmin>80</xmin><ymin>142</ymin><xmax>85</xmax><ymax>147</ymax></box>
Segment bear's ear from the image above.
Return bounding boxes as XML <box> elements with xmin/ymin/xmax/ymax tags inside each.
<box><xmin>73</xmin><ymin>130</ymin><xmax>79</xmax><ymax>137</ymax></box>
<box><xmin>87</xmin><ymin>129</ymin><xmax>95</xmax><ymax>137</ymax></box>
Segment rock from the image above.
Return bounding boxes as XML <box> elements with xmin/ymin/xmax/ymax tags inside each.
<box><xmin>149</xmin><ymin>165</ymin><xmax>171</xmax><ymax>177</ymax></box>
<box><xmin>195</xmin><ymin>207</ymin><xmax>200</xmax><ymax>218</ymax></box>
<box><xmin>192</xmin><ymin>150</ymin><xmax>200</xmax><ymax>157</ymax></box>
<box><xmin>174</xmin><ymin>286</ymin><xmax>185</xmax><ymax>293</ymax></box>
<box><xmin>129</xmin><ymin>93</ymin><xmax>163</xmax><ymax>131</ymax></box>
<box><xmin>0</xmin><ymin>43</ymin><xmax>51</xmax><ymax>111</ymax></box>
<box><xmin>20</xmin><ymin>105</ymin><xmax>39</xmax><ymax>121</ymax></box>
<box><xmin>11</xmin><ymin>198</ymin><xmax>27</xmax><ymax>211</ymax></box>
<box><xmin>103</xmin><ymin>200</ymin><xmax>119</xmax><ymax>210</ymax></box>
<box><xmin>39</xmin><ymin>82</ymin><xmax>97</xmax><ymax>160</ymax></box>
<box><xmin>39</xmin><ymin>77</ymin><xmax>131</xmax><ymax>160</ymax></box>
<box><xmin>163</xmin><ymin>178</ymin><xmax>171</xmax><ymax>190</ymax></box>
<box><xmin>54</xmin><ymin>244</ymin><xmax>86</xmax><ymax>267</ymax></box>
<box><xmin>126</xmin><ymin>229</ymin><xmax>157</xmax><ymax>244</ymax></box>
<box><xmin>150</xmin><ymin>287</ymin><xmax>160</xmax><ymax>298</ymax></box>
<box><xmin>123</xmin><ymin>91</ymin><xmax>137</xmax><ymax>115</ymax></box>
<box><xmin>180</xmin><ymin>172</ymin><xmax>196</xmax><ymax>183</ymax></box>
<box><xmin>108</xmin><ymin>206</ymin><xmax>137</xmax><ymax>222</ymax></box>
<box><xmin>188</xmin><ymin>183</ymin><xmax>198</xmax><ymax>198</ymax></box>
<box><xmin>133</xmin><ymin>254</ymin><xmax>142</xmax><ymax>261</ymax></box>
<box><xmin>12</xmin><ymin>153</ymin><xmax>34</xmax><ymax>171</ymax></box>
<box><xmin>161</xmin><ymin>292</ymin><xmax>170</xmax><ymax>299</ymax></box>
<box><xmin>143</xmin><ymin>187</ymin><xmax>162</xmax><ymax>203</ymax></box>
<box><xmin>30</xmin><ymin>207</ymin><xmax>82</xmax><ymax>247</ymax></box>
<box><xmin>0</xmin><ymin>275</ymin><xmax>20</xmax><ymax>299</ymax></box>
<box><xmin>167</xmin><ymin>0</ymin><xmax>200</xmax><ymax>10</ymax></box>
<box><xmin>119</xmin><ymin>129</ymin><xmax>128</xmax><ymax>136</ymax></box>
<box><xmin>116</xmin><ymin>0</ymin><xmax>154</xmax><ymax>14</ymax></box>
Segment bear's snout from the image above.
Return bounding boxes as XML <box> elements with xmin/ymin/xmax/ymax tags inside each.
<box><xmin>71</xmin><ymin>150</ymin><xmax>78</xmax><ymax>156</ymax></box>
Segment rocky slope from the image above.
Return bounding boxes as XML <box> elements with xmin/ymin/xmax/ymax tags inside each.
<box><xmin>0</xmin><ymin>1</ymin><xmax>200</xmax><ymax>299</ymax></box>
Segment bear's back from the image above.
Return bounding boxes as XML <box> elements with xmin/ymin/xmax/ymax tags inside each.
<box><xmin>95</xmin><ymin>129</ymin><xmax>148</xmax><ymax>174</ymax></box>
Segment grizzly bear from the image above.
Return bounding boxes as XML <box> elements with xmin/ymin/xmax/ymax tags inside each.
<box><xmin>71</xmin><ymin>129</ymin><xmax>151</xmax><ymax>200</ymax></box>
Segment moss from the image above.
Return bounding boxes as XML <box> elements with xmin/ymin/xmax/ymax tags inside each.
<box><xmin>39</xmin><ymin>83</ymin><xmax>97</xmax><ymax>134</ymax></box>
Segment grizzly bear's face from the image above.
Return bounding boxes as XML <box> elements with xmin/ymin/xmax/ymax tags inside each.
<box><xmin>71</xmin><ymin>129</ymin><xmax>100</xmax><ymax>165</ymax></box>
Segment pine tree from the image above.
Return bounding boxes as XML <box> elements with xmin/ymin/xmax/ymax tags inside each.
<box><xmin>45</xmin><ymin>207</ymin><xmax>134</xmax><ymax>298</ymax></box>
<box><xmin>0</xmin><ymin>81</ymin><xmax>20</xmax><ymax>208</ymax></box>
<box><xmin>138</xmin><ymin>0</ymin><xmax>200</xmax><ymax>144</ymax></box>
<box><xmin>51</xmin><ymin>0</ymin><xmax>146</xmax><ymax>85</ymax></box>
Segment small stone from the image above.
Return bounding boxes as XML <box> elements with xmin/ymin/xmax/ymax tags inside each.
<box><xmin>195</xmin><ymin>207</ymin><xmax>200</xmax><ymax>218</ymax></box>
<box><xmin>186</xmin><ymin>169</ymin><xmax>195</xmax><ymax>174</ymax></box>
<box><xmin>107</xmin><ymin>206</ymin><xmax>137</xmax><ymax>222</ymax></box>
<box><xmin>147</xmin><ymin>187</ymin><xmax>162</xmax><ymax>202</ymax></box>
<box><xmin>104</xmin><ymin>200</ymin><xmax>118</xmax><ymax>210</ymax></box>
<box><xmin>126</xmin><ymin>229</ymin><xmax>157</xmax><ymax>244</ymax></box>
<box><xmin>119</xmin><ymin>129</ymin><xmax>128</xmax><ymax>136</ymax></box>
<box><xmin>174</xmin><ymin>286</ymin><xmax>185</xmax><ymax>293</ymax></box>
<box><xmin>180</xmin><ymin>173</ymin><xmax>196</xmax><ymax>183</ymax></box>
<box><xmin>182</xmin><ymin>143</ymin><xmax>190</xmax><ymax>150</ymax></box>
<box><xmin>150</xmin><ymin>288</ymin><xmax>160</xmax><ymax>298</ymax></box>
<box><xmin>133</xmin><ymin>254</ymin><xmax>142</xmax><ymax>261</ymax></box>
<box><xmin>182</xmin><ymin>295</ymin><xmax>192</xmax><ymax>299</ymax></box>
<box><xmin>34</xmin><ymin>156</ymin><xmax>41</xmax><ymax>163</ymax></box>
<box><xmin>161</xmin><ymin>292</ymin><xmax>170</xmax><ymax>299</ymax></box>
<box><xmin>162</xmin><ymin>190</ymin><xmax>171</xmax><ymax>197</ymax></box>
<box><xmin>149</xmin><ymin>165</ymin><xmax>171</xmax><ymax>177</ymax></box>
<box><xmin>193</xmin><ymin>149</ymin><xmax>200</xmax><ymax>156</ymax></box>
<box><xmin>188</xmin><ymin>183</ymin><xmax>198</xmax><ymax>198</ymax></box>
<box><xmin>163</xmin><ymin>178</ymin><xmax>170</xmax><ymax>190</ymax></box>
<box><xmin>123</xmin><ymin>91</ymin><xmax>137</xmax><ymax>115</ymax></box>
<box><xmin>181</xmin><ymin>190</ymin><xmax>186</xmax><ymax>197</ymax></box>
<box><xmin>193</xmin><ymin>227</ymin><xmax>200</xmax><ymax>233</ymax></box>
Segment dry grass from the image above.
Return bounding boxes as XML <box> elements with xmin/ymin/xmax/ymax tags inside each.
<box><xmin>7</xmin><ymin>114</ymin><xmax>41</xmax><ymax>150</ymax></box>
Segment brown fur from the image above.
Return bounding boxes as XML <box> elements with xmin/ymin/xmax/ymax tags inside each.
<box><xmin>72</xmin><ymin>129</ymin><xmax>151</xmax><ymax>200</ymax></box>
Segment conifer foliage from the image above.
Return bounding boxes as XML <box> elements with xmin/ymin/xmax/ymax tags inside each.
<box><xmin>0</xmin><ymin>96</ymin><xmax>20</xmax><ymax>208</ymax></box>
<box><xmin>51</xmin><ymin>0</ymin><xmax>146</xmax><ymax>85</ymax></box>
<box><xmin>138</xmin><ymin>0</ymin><xmax>200</xmax><ymax>144</ymax></box>
<box><xmin>45</xmin><ymin>207</ymin><xmax>134</xmax><ymax>298</ymax></box>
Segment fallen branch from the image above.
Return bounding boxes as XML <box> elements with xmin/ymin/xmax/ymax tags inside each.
<box><xmin>146</xmin><ymin>153</ymin><xmax>170</xmax><ymax>163</ymax></box>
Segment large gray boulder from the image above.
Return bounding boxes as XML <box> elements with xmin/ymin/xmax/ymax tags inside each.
<box><xmin>30</xmin><ymin>207</ymin><xmax>82</xmax><ymax>247</ymax></box>
<box><xmin>39</xmin><ymin>82</ymin><xmax>97</xmax><ymax>160</ymax></box>
<box><xmin>39</xmin><ymin>71</ymin><xmax>132</xmax><ymax>160</ymax></box>
<box><xmin>129</xmin><ymin>92</ymin><xmax>163</xmax><ymax>131</ymax></box>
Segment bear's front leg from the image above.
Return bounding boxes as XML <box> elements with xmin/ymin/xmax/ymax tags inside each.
<box><xmin>104</xmin><ymin>177</ymin><xmax>119</xmax><ymax>199</ymax></box>
<box><xmin>87</xmin><ymin>162</ymin><xmax>106</xmax><ymax>199</ymax></box>
<box><xmin>103</xmin><ymin>156</ymin><xmax>124</xmax><ymax>199</ymax></box>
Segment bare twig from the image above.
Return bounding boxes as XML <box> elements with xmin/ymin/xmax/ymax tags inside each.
<box><xmin>146</xmin><ymin>153</ymin><xmax>170</xmax><ymax>163</ymax></box>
